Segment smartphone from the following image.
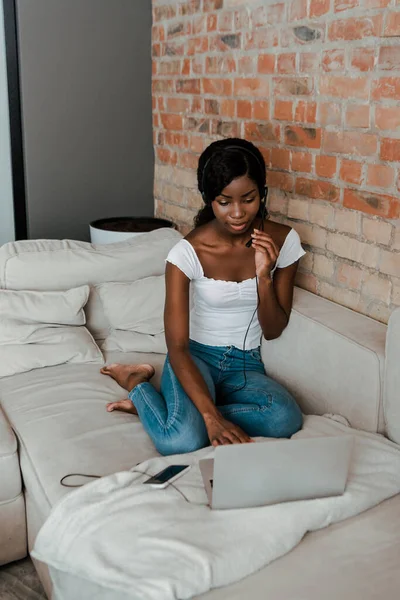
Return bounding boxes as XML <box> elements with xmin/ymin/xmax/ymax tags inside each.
<box><xmin>143</xmin><ymin>465</ymin><xmax>191</xmax><ymax>488</ymax></box>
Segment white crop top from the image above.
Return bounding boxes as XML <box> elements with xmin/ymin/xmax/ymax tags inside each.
<box><xmin>166</xmin><ymin>228</ymin><xmax>306</xmax><ymax>350</ymax></box>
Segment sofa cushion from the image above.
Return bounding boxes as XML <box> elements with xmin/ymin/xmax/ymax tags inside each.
<box><xmin>0</xmin><ymin>229</ymin><xmax>182</xmax><ymax>342</ymax></box>
<box><xmin>262</xmin><ymin>288</ymin><xmax>387</xmax><ymax>434</ymax></box>
<box><xmin>0</xmin><ymin>351</ymin><xmax>165</xmax><ymax>509</ymax></box>
<box><xmin>384</xmin><ymin>307</ymin><xmax>400</xmax><ymax>444</ymax></box>
<box><xmin>97</xmin><ymin>276</ymin><xmax>167</xmax><ymax>354</ymax></box>
<box><xmin>0</xmin><ymin>286</ymin><xmax>103</xmax><ymax>377</ymax></box>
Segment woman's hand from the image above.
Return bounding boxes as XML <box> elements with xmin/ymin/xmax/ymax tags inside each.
<box><xmin>251</xmin><ymin>228</ymin><xmax>280</xmax><ymax>279</ymax></box>
<box><xmin>203</xmin><ymin>412</ymin><xmax>253</xmax><ymax>446</ymax></box>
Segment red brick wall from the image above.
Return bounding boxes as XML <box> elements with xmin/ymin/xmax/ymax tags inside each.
<box><xmin>152</xmin><ymin>0</ymin><xmax>400</xmax><ymax>324</ymax></box>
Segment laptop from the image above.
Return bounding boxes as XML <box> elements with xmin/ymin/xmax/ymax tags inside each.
<box><xmin>199</xmin><ymin>435</ymin><xmax>353</xmax><ymax>510</ymax></box>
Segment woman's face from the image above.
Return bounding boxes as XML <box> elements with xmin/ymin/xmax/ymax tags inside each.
<box><xmin>211</xmin><ymin>175</ymin><xmax>261</xmax><ymax>237</ymax></box>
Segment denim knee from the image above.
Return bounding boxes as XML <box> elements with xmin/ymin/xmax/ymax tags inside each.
<box><xmin>260</xmin><ymin>389</ymin><xmax>303</xmax><ymax>438</ymax></box>
<box><xmin>155</xmin><ymin>428</ymin><xmax>209</xmax><ymax>456</ymax></box>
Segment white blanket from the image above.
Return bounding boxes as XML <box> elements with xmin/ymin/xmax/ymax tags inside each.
<box><xmin>32</xmin><ymin>416</ymin><xmax>400</xmax><ymax>600</ymax></box>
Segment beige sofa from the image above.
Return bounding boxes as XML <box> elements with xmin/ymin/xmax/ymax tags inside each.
<box><xmin>0</xmin><ymin>228</ymin><xmax>399</xmax><ymax>599</ymax></box>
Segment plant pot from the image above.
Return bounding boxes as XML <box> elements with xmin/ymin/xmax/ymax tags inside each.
<box><xmin>89</xmin><ymin>216</ymin><xmax>175</xmax><ymax>245</ymax></box>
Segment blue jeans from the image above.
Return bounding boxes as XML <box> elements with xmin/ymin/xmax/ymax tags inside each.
<box><xmin>129</xmin><ymin>340</ymin><xmax>303</xmax><ymax>456</ymax></box>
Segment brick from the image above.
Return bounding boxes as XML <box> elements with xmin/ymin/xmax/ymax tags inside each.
<box><xmin>188</xmin><ymin>37</ymin><xmax>209</xmax><ymax>56</ymax></box>
<box><xmin>313</xmin><ymin>254</ymin><xmax>335</xmax><ymax>279</ymax></box>
<box><xmin>274</xmin><ymin>100</ymin><xmax>293</xmax><ymax>121</ymax></box>
<box><xmin>319</xmin><ymin>102</ymin><xmax>342</xmax><ymax>126</ymax></box>
<box><xmin>234</xmin><ymin>78</ymin><xmax>269</xmax><ymax>97</ymax></box>
<box><xmin>156</xmin><ymin>147</ymin><xmax>178</xmax><ymax>165</ymax></box>
<box><xmin>237</xmin><ymin>100</ymin><xmax>252</xmax><ymax>119</ymax></box>
<box><xmin>267</xmin><ymin>171</ymin><xmax>294</xmax><ymax>192</ymax></box>
<box><xmin>288</xmin><ymin>198</ymin><xmax>309</xmax><ymax>220</ymax></box>
<box><xmin>296</xmin><ymin>177</ymin><xmax>340</xmax><ymax>202</ymax></box>
<box><xmin>299</xmin><ymin>252</ymin><xmax>313</xmax><ymax>272</ymax></box>
<box><xmin>343</xmin><ymin>189</ymin><xmax>400</xmax><ymax>219</ymax></box>
<box><xmin>350</xmin><ymin>47</ymin><xmax>375</xmax><ymax>72</ymax></box>
<box><xmin>253</xmin><ymin>100</ymin><xmax>270</xmax><ymax>120</ymax></box>
<box><xmin>321</xmin><ymin>282</ymin><xmax>361</xmax><ymax>311</ymax></box>
<box><xmin>277</xmin><ymin>53</ymin><xmax>296</xmax><ymax>74</ymax></box>
<box><xmin>394</xmin><ymin>228</ymin><xmax>400</xmax><ymax>251</ymax></box>
<box><xmin>270</xmin><ymin>148</ymin><xmax>291</xmax><ymax>170</ymax></box>
<box><xmin>334</xmin><ymin>207</ymin><xmax>361</xmax><ymax>235</ymax></box>
<box><xmin>372</xmin><ymin>78</ymin><xmax>400</xmax><ymax>101</ymax></box>
<box><xmin>320</xmin><ymin>75</ymin><xmax>369</xmax><ymax>99</ymax></box>
<box><xmin>295</xmin><ymin>101</ymin><xmax>317</xmax><ymax>124</ymax></box>
<box><xmin>380</xmin><ymin>138</ymin><xmax>400</xmax><ymax>162</ymax></box>
<box><xmin>291</xmin><ymin>151</ymin><xmax>313</xmax><ymax>173</ymax></box>
<box><xmin>176</xmin><ymin>79</ymin><xmax>201</xmax><ymax>94</ymax></box>
<box><xmin>165</xmin><ymin>132</ymin><xmax>189</xmax><ymax>148</ymax></box>
<box><xmin>235</xmin><ymin>8</ymin><xmax>250</xmax><ymax>30</ymax></box>
<box><xmin>337</xmin><ymin>264</ymin><xmax>363</xmax><ymax>290</ymax></box>
<box><xmin>339</xmin><ymin>159</ymin><xmax>363</xmax><ymax>184</ymax></box>
<box><xmin>203</xmin><ymin>78</ymin><xmax>232</xmax><ymax>96</ymax></box>
<box><xmin>362</xmin><ymin>218</ymin><xmax>393</xmax><ymax>245</ymax></box>
<box><xmin>309</xmin><ymin>203</ymin><xmax>335</xmax><ymax>228</ymax></box>
<box><xmin>211</xmin><ymin>119</ymin><xmax>239</xmax><ymax>138</ymax></box>
<box><xmin>257</xmin><ymin>54</ymin><xmax>276</xmax><ymax>74</ymax></box>
<box><xmin>363</xmin><ymin>274</ymin><xmax>391</xmax><ymax>303</ymax></box>
<box><xmin>375</xmin><ymin>107</ymin><xmax>400</xmax><ymax>131</ymax></box>
<box><xmin>378</xmin><ymin>46</ymin><xmax>400</xmax><ymax>71</ymax></box>
<box><xmin>365</xmin><ymin>0</ymin><xmax>391</xmax><ymax>6</ymax></box>
<box><xmin>380</xmin><ymin>250</ymin><xmax>400</xmax><ymax>277</ymax></box>
<box><xmin>238</xmin><ymin>56</ymin><xmax>254</xmax><ymax>74</ymax></box>
<box><xmin>393</xmin><ymin>283</ymin><xmax>400</xmax><ymax>306</ymax></box>
<box><xmin>327</xmin><ymin>233</ymin><xmax>380</xmax><ymax>268</ymax></box>
<box><xmin>268</xmin><ymin>188</ymin><xmax>289</xmax><ymax>214</ymax></box>
<box><xmin>309</xmin><ymin>0</ymin><xmax>330</xmax><ymax>17</ymax></box>
<box><xmin>273</xmin><ymin>77</ymin><xmax>314</xmax><ymax>96</ymax></box>
<box><xmin>207</xmin><ymin>13</ymin><xmax>217</xmax><ymax>31</ymax></box>
<box><xmin>294</xmin><ymin>222</ymin><xmax>328</xmax><ymax>248</ymax></box>
<box><xmin>289</xmin><ymin>0</ymin><xmax>308</xmax><ymax>21</ymax></box>
<box><xmin>328</xmin><ymin>16</ymin><xmax>382</xmax><ymax>41</ymax></box>
<box><xmin>204</xmin><ymin>99</ymin><xmax>220</xmax><ymax>115</ymax></box>
<box><xmin>160</xmin><ymin>113</ymin><xmax>183</xmax><ymax>130</ymax></box>
<box><xmin>204</xmin><ymin>0</ymin><xmax>223</xmax><ymax>11</ymax></box>
<box><xmin>244</xmin><ymin>28</ymin><xmax>279</xmax><ymax>50</ymax></box>
<box><xmin>299</xmin><ymin>53</ymin><xmax>319</xmax><ymax>73</ymax></box>
<box><xmin>384</xmin><ymin>11</ymin><xmax>400</xmax><ymax>37</ymax></box>
<box><xmin>367</xmin><ymin>164</ymin><xmax>394</xmax><ymax>189</ymax></box>
<box><xmin>266</xmin><ymin>3</ymin><xmax>286</xmax><ymax>25</ymax></box>
<box><xmin>334</xmin><ymin>0</ymin><xmax>359</xmax><ymax>12</ymax></box>
<box><xmin>295</xmin><ymin>272</ymin><xmax>318</xmax><ymax>293</ymax></box>
<box><xmin>244</xmin><ymin>122</ymin><xmax>280</xmax><ymax>142</ymax></box>
<box><xmin>220</xmin><ymin>99</ymin><xmax>235</xmax><ymax>118</ymax></box>
<box><xmin>323</xmin><ymin>131</ymin><xmax>377</xmax><ymax>156</ymax></box>
<box><xmin>316</xmin><ymin>155</ymin><xmax>337</xmax><ymax>178</ymax></box>
<box><xmin>322</xmin><ymin>49</ymin><xmax>345</xmax><ymax>72</ymax></box>
<box><xmin>189</xmin><ymin>135</ymin><xmax>205</xmax><ymax>154</ymax></box>
<box><xmin>285</xmin><ymin>126</ymin><xmax>322</xmax><ymax>149</ymax></box>
<box><xmin>345</xmin><ymin>104</ymin><xmax>370</xmax><ymax>128</ymax></box>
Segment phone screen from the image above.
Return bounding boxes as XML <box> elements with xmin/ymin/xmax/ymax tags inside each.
<box><xmin>143</xmin><ymin>465</ymin><xmax>189</xmax><ymax>485</ymax></box>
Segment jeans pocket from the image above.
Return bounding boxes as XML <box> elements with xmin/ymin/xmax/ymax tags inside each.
<box><xmin>249</xmin><ymin>348</ymin><xmax>262</xmax><ymax>362</ymax></box>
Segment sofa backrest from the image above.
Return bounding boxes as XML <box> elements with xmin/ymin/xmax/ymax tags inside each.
<box><xmin>262</xmin><ymin>287</ymin><xmax>388</xmax><ymax>437</ymax></box>
<box><xmin>384</xmin><ymin>308</ymin><xmax>400</xmax><ymax>445</ymax></box>
<box><xmin>0</xmin><ymin>229</ymin><xmax>182</xmax><ymax>341</ymax></box>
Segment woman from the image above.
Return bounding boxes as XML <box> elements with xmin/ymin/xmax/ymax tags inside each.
<box><xmin>101</xmin><ymin>138</ymin><xmax>305</xmax><ymax>455</ymax></box>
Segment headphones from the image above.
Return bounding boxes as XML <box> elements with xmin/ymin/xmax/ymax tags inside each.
<box><xmin>200</xmin><ymin>145</ymin><xmax>268</xmax><ymax>206</ymax></box>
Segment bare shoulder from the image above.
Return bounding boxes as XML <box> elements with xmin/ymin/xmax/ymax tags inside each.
<box><xmin>185</xmin><ymin>223</ymin><xmax>214</xmax><ymax>250</ymax></box>
<box><xmin>263</xmin><ymin>219</ymin><xmax>292</xmax><ymax>249</ymax></box>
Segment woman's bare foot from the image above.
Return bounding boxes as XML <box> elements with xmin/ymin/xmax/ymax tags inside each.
<box><xmin>101</xmin><ymin>363</ymin><xmax>155</xmax><ymax>415</ymax></box>
<box><xmin>105</xmin><ymin>398</ymin><xmax>138</xmax><ymax>415</ymax></box>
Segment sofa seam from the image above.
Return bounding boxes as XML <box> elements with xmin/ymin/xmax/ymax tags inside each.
<box><xmin>0</xmin><ymin>491</ymin><xmax>24</xmax><ymax>508</ymax></box>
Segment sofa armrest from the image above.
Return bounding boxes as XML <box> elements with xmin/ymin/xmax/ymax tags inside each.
<box><xmin>0</xmin><ymin>405</ymin><xmax>21</xmax><ymax>502</ymax></box>
<box><xmin>0</xmin><ymin>404</ymin><xmax>27</xmax><ymax>565</ymax></box>
<box><xmin>384</xmin><ymin>307</ymin><xmax>400</xmax><ymax>445</ymax></box>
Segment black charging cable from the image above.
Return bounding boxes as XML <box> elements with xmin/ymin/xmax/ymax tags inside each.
<box><xmin>60</xmin><ymin>469</ymin><xmax>203</xmax><ymax>505</ymax></box>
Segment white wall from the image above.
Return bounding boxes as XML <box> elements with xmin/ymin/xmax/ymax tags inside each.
<box><xmin>0</xmin><ymin>6</ymin><xmax>15</xmax><ymax>244</ymax></box>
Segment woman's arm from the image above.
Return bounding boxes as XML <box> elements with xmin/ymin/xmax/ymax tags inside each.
<box><xmin>164</xmin><ymin>261</ymin><xmax>219</xmax><ymax>419</ymax></box>
<box><xmin>251</xmin><ymin>229</ymin><xmax>299</xmax><ymax>340</ymax></box>
<box><xmin>164</xmin><ymin>262</ymin><xmax>252</xmax><ymax>445</ymax></box>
